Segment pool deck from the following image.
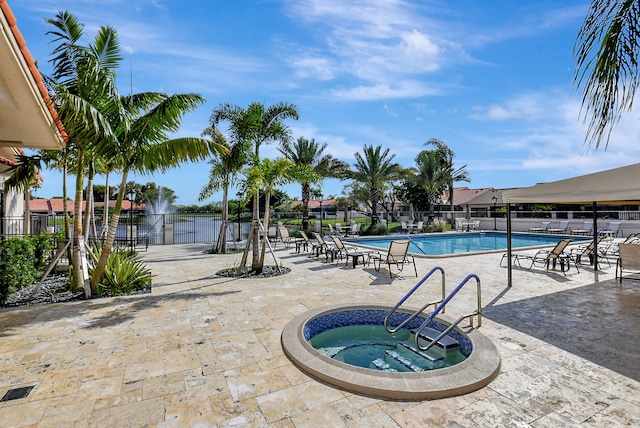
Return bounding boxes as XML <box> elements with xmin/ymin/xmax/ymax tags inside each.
<box><xmin>1</xmin><ymin>241</ymin><xmax>639</xmax><ymax>427</ymax></box>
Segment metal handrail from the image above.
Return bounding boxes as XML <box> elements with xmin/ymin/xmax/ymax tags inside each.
<box><xmin>413</xmin><ymin>273</ymin><xmax>482</xmax><ymax>352</ymax></box>
<box><xmin>383</xmin><ymin>266</ymin><xmax>445</xmax><ymax>333</ymax></box>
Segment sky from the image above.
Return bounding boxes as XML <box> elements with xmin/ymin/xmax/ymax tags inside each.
<box><xmin>11</xmin><ymin>0</ymin><xmax>640</xmax><ymax>206</ymax></box>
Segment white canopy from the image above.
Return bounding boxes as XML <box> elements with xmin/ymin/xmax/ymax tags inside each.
<box><xmin>502</xmin><ymin>163</ymin><xmax>640</xmax><ymax>204</ymax></box>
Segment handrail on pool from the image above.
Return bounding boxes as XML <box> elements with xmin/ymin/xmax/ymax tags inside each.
<box><xmin>383</xmin><ymin>266</ymin><xmax>446</xmax><ymax>333</ymax></box>
<box><xmin>413</xmin><ymin>273</ymin><xmax>482</xmax><ymax>352</ymax></box>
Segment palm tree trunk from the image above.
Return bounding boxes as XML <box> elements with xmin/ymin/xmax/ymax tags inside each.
<box><xmin>215</xmin><ymin>186</ymin><xmax>229</xmax><ymax>253</ymax></box>
<box><xmin>301</xmin><ymin>184</ymin><xmax>310</xmax><ymax>230</ymax></box>
<box><xmin>62</xmin><ymin>162</ymin><xmax>71</xmax><ymax>261</ymax></box>
<box><xmin>71</xmin><ymin>150</ymin><xmax>85</xmax><ymax>293</ymax></box>
<box><xmin>83</xmin><ymin>175</ymin><xmax>93</xmax><ymax>241</ymax></box>
<box><xmin>101</xmin><ymin>173</ymin><xmax>110</xmax><ymax>237</ymax></box>
<box><xmin>251</xmin><ymin>188</ymin><xmax>261</xmax><ymax>272</ymax></box>
<box><xmin>90</xmin><ymin>171</ymin><xmax>128</xmax><ymax>288</ymax></box>
<box><xmin>259</xmin><ymin>191</ymin><xmax>272</xmax><ymax>267</ymax></box>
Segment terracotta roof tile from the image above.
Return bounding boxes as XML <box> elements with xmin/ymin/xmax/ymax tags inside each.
<box><xmin>0</xmin><ymin>0</ymin><xmax>68</xmax><ymax>143</ymax></box>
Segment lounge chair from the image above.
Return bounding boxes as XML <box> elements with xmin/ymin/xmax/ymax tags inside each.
<box><xmin>367</xmin><ymin>240</ymin><xmax>417</xmax><ymax>278</ymax></box>
<box><xmin>616</xmin><ymin>243</ymin><xmax>640</xmax><ymax>283</ymax></box>
<box><xmin>414</xmin><ymin>221</ymin><xmax>424</xmax><ymax>233</ymax></box>
<box><xmin>547</xmin><ymin>220</ymin><xmax>570</xmax><ymax>235</ymax></box>
<box><xmin>312</xmin><ymin>232</ymin><xmax>337</xmax><ymax>261</ymax></box>
<box><xmin>296</xmin><ymin>231</ymin><xmax>316</xmax><ymax>254</ymax></box>
<box><xmin>569</xmin><ymin>235</ymin><xmax>611</xmax><ymax>267</ymax></box>
<box><xmin>528</xmin><ymin>221</ymin><xmax>550</xmax><ymax>233</ymax></box>
<box><xmin>572</xmin><ymin>221</ymin><xmax>593</xmax><ymax>236</ymax></box>
<box><xmin>349</xmin><ymin>223</ymin><xmax>361</xmax><ymax>236</ymax></box>
<box><xmin>330</xmin><ymin>235</ymin><xmax>369</xmax><ymax>266</ymax></box>
<box><xmin>501</xmin><ymin>238</ymin><xmax>576</xmax><ymax>274</ymax></box>
<box><xmin>335</xmin><ymin>223</ymin><xmax>345</xmax><ymax>236</ymax></box>
<box><xmin>278</xmin><ymin>226</ymin><xmax>304</xmax><ymax>249</ymax></box>
<box><xmin>400</xmin><ymin>221</ymin><xmax>409</xmax><ymax>233</ymax></box>
<box><xmin>602</xmin><ymin>221</ymin><xmax>621</xmax><ymax>238</ymax></box>
<box><xmin>328</xmin><ymin>224</ymin><xmax>338</xmax><ymax>235</ymax></box>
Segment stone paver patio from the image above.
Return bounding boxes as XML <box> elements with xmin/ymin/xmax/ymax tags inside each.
<box><xmin>1</xmin><ymin>241</ymin><xmax>639</xmax><ymax>427</ymax></box>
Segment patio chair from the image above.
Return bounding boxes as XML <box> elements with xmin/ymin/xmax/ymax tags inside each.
<box><xmin>414</xmin><ymin>221</ymin><xmax>424</xmax><ymax>233</ymax></box>
<box><xmin>278</xmin><ymin>226</ymin><xmax>304</xmax><ymax>249</ymax></box>
<box><xmin>335</xmin><ymin>223</ymin><xmax>345</xmax><ymax>236</ymax></box>
<box><xmin>528</xmin><ymin>221</ymin><xmax>550</xmax><ymax>233</ymax></box>
<box><xmin>602</xmin><ymin>221</ymin><xmax>622</xmax><ymax>238</ymax></box>
<box><xmin>616</xmin><ymin>243</ymin><xmax>640</xmax><ymax>283</ymax></box>
<box><xmin>367</xmin><ymin>240</ymin><xmax>417</xmax><ymax>278</ymax></box>
<box><xmin>569</xmin><ymin>235</ymin><xmax>611</xmax><ymax>267</ymax></box>
<box><xmin>572</xmin><ymin>221</ymin><xmax>593</xmax><ymax>236</ymax></box>
<box><xmin>328</xmin><ymin>224</ymin><xmax>337</xmax><ymax>235</ymax></box>
<box><xmin>401</xmin><ymin>221</ymin><xmax>409</xmax><ymax>233</ymax></box>
<box><xmin>312</xmin><ymin>232</ymin><xmax>338</xmax><ymax>261</ymax></box>
<box><xmin>502</xmin><ymin>238</ymin><xmax>576</xmax><ymax>274</ymax></box>
<box><xmin>547</xmin><ymin>220</ymin><xmax>570</xmax><ymax>235</ymax></box>
<box><xmin>349</xmin><ymin>223</ymin><xmax>361</xmax><ymax>236</ymax></box>
<box><xmin>296</xmin><ymin>231</ymin><xmax>316</xmax><ymax>254</ymax></box>
<box><xmin>330</xmin><ymin>235</ymin><xmax>368</xmax><ymax>266</ymax></box>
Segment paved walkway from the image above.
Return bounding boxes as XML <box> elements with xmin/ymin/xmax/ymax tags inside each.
<box><xmin>0</xmin><ymin>241</ymin><xmax>639</xmax><ymax>427</ymax></box>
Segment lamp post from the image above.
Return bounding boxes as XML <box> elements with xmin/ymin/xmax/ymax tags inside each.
<box><xmin>492</xmin><ymin>195</ymin><xmax>498</xmax><ymax>231</ymax></box>
<box><xmin>129</xmin><ymin>189</ymin><xmax>136</xmax><ymax>248</ymax></box>
<box><xmin>236</xmin><ymin>192</ymin><xmax>241</xmax><ymax>241</ymax></box>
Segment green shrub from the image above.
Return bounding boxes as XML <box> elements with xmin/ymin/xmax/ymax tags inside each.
<box><xmin>90</xmin><ymin>248</ymin><xmax>154</xmax><ymax>297</ymax></box>
<box><xmin>0</xmin><ymin>234</ymin><xmax>58</xmax><ymax>304</ymax></box>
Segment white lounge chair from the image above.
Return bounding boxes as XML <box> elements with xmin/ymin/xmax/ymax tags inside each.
<box><xmin>572</xmin><ymin>221</ymin><xmax>593</xmax><ymax>236</ymax></box>
<box><xmin>547</xmin><ymin>220</ymin><xmax>570</xmax><ymax>234</ymax></box>
<box><xmin>528</xmin><ymin>221</ymin><xmax>550</xmax><ymax>233</ymax></box>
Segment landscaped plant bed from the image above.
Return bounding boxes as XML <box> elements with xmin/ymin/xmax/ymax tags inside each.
<box><xmin>216</xmin><ymin>265</ymin><xmax>291</xmax><ymax>278</ymax></box>
<box><xmin>1</xmin><ymin>274</ymin><xmax>152</xmax><ymax>308</ymax></box>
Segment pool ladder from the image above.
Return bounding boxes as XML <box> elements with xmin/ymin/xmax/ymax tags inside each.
<box><xmin>383</xmin><ymin>267</ymin><xmax>482</xmax><ymax>352</ymax></box>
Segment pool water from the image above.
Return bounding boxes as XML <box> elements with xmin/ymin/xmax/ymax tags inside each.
<box><xmin>310</xmin><ymin>324</ymin><xmax>466</xmax><ymax>372</ymax></box>
<box><xmin>352</xmin><ymin>232</ymin><xmax>580</xmax><ymax>256</ymax></box>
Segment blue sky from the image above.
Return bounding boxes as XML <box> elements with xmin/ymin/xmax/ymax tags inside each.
<box><xmin>12</xmin><ymin>0</ymin><xmax>640</xmax><ymax>205</ymax></box>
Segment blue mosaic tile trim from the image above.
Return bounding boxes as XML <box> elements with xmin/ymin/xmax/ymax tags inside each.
<box><xmin>304</xmin><ymin>309</ymin><xmax>472</xmax><ymax>356</ymax></box>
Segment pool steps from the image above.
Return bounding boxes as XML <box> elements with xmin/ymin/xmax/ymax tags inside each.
<box><xmin>409</xmin><ymin>327</ymin><xmax>459</xmax><ymax>351</ymax></box>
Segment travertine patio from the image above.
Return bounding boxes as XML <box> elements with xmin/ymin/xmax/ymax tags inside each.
<box><xmin>1</xmin><ymin>241</ymin><xmax>638</xmax><ymax>427</ymax></box>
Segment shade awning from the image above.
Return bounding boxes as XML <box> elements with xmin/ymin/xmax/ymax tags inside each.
<box><xmin>502</xmin><ymin>163</ymin><xmax>640</xmax><ymax>204</ymax></box>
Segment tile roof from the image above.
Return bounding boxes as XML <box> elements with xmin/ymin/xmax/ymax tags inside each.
<box><xmin>0</xmin><ymin>0</ymin><xmax>68</xmax><ymax>143</ymax></box>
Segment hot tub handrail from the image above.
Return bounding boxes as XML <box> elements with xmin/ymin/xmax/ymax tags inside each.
<box><xmin>383</xmin><ymin>266</ymin><xmax>445</xmax><ymax>333</ymax></box>
<box><xmin>413</xmin><ymin>273</ymin><xmax>482</xmax><ymax>351</ymax></box>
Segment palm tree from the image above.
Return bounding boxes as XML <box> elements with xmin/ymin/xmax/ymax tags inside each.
<box><xmin>3</xmin><ymin>154</ymin><xmax>42</xmax><ymax>235</ymax></box>
<box><xmin>243</xmin><ymin>157</ymin><xmax>295</xmax><ymax>266</ymax></box>
<box><xmin>574</xmin><ymin>0</ymin><xmax>640</xmax><ymax>149</ymax></box>
<box><xmin>413</xmin><ymin>150</ymin><xmax>449</xmax><ymax>220</ymax></box>
<box><xmin>198</xmin><ymin>127</ymin><xmax>247</xmax><ymax>254</ymax></box>
<box><xmin>348</xmin><ymin>145</ymin><xmax>401</xmax><ymax>228</ymax></box>
<box><xmin>209</xmin><ymin>102</ymin><xmax>298</xmax><ymax>272</ymax></box>
<box><xmin>89</xmin><ymin>92</ymin><xmax>225</xmax><ymax>288</ymax></box>
<box><xmin>279</xmin><ymin>137</ymin><xmax>349</xmax><ymax>230</ymax></box>
<box><xmin>45</xmin><ymin>11</ymin><xmax>122</xmax><ymax>293</ymax></box>
<box><xmin>425</xmin><ymin>138</ymin><xmax>470</xmax><ymax>221</ymax></box>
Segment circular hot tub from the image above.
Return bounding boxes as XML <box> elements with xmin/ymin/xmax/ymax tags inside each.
<box><xmin>281</xmin><ymin>304</ymin><xmax>501</xmax><ymax>400</ymax></box>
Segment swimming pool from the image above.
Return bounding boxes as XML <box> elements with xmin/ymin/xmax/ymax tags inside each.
<box><xmin>350</xmin><ymin>232</ymin><xmax>583</xmax><ymax>256</ymax></box>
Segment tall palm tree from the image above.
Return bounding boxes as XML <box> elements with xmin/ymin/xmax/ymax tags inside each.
<box><xmin>243</xmin><ymin>157</ymin><xmax>295</xmax><ymax>266</ymax></box>
<box><xmin>574</xmin><ymin>0</ymin><xmax>640</xmax><ymax>149</ymax></box>
<box><xmin>348</xmin><ymin>145</ymin><xmax>401</xmax><ymax>228</ymax></box>
<box><xmin>279</xmin><ymin>137</ymin><xmax>349</xmax><ymax>230</ymax></box>
<box><xmin>413</xmin><ymin>150</ymin><xmax>449</xmax><ymax>220</ymax></box>
<box><xmin>198</xmin><ymin>127</ymin><xmax>247</xmax><ymax>254</ymax></box>
<box><xmin>89</xmin><ymin>92</ymin><xmax>225</xmax><ymax>288</ymax></box>
<box><xmin>3</xmin><ymin>154</ymin><xmax>42</xmax><ymax>235</ymax></box>
<box><xmin>209</xmin><ymin>102</ymin><xmax>298</xmax><ymax>272</ymax></box>
<box><xmin>425</xmin><ymin>138</ymin><xmax>470</xmax><ymax>220</ymax></box>
<box><xmin>45</xmin><ymin>11</ymin><xmax>122</xmax><ymax>293</ymax></box>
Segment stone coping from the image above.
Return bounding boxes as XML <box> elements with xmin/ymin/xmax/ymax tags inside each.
<box><xmin>281</xmin><ymin>303</ymin><xmax>501</xmax><ymax>400</ymax></box>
